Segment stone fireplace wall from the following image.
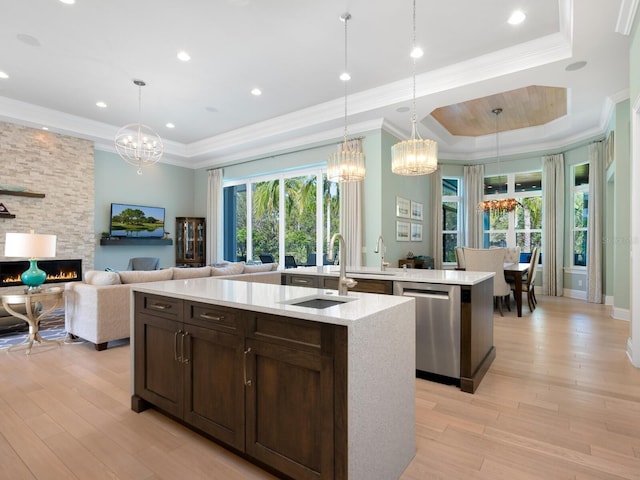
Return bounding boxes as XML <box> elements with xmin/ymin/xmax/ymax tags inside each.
<box><xmin>0</xmin><ymin>122</ymin><xmax>95</xmax><ymax>276</ymax></box>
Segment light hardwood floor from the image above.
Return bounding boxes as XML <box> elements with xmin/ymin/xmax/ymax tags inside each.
<box><xmin>1</xmin><ymin>296</ymin><xmax>639</xmax><ymax>479</ymax></box>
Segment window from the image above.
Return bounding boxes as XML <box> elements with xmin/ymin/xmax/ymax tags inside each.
<box><xmin>223</xmin><ymin>167</ymin><xmax>339</xmax><ymax>267</ymax></box>
<box><xmin>442</xmin><ymin>177</ymin><xmax>462</xmax><ymax>263</ymax></box>
<box><xmin>571</xmin><ymin>163</ymin><xmax>589</xmax><ymax>267</ymax></box>
<box><xmin>482</xmin><ymin>171</ymin><xmax>542</xmax><ymax>256</ymax></box>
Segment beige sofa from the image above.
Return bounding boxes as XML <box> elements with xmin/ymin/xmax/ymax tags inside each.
<box><xmin>64</xmin><ymin>263</ymin><xmax>281</xmax><ymax>351</ymax></box>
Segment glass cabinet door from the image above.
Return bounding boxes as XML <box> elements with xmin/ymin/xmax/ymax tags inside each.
<box><xmin>176</xmin><ymin>217</ymin><xmax>206</xmax><ymax>267</ymax></box>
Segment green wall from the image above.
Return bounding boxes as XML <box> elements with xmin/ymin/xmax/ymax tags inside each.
<box><xmin>613</xmin><ymin>101</ymin><xmax>631</xmax><ymax>310</ymax></box>
<box><xmin>94</xmin><ymin>151</ymin><xmax>197</xmax><ymax>271</ymax></box>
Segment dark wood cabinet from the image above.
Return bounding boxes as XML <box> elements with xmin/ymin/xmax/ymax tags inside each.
<box><xmin>175</xmin><ymin>217</ymin><xmax>206</xmax><ymax>267</ymax></box>
<box><xmin>132</xmin><ymin>292</ymin><xmax>346</xmax><ymax>480</ymax></box>
<box><xmin>322</xmin><ymin>276</ymin><xmax>393</xmax><ymax>295</ymax></box>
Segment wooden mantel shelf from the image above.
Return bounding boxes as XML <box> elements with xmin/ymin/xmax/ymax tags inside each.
<box><xmin>0</xmin><ymin>189</ymin><xmax>45</xmax><ymax>198</ymax></box>
<box><xmin>0</xmin><ymin>213</ymin><xmax>16</xmax><ymax>219</ymax></box>
<box><xmin>100</xmin><ymin>238</ymin><xmax>173</xmax><ymax>246</ymax></box>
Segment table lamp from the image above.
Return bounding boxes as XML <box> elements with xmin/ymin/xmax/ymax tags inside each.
<box><xmin>4</xmin><ymin>231</ymin><xmax>57</xmax><ymax>292</ymax></box>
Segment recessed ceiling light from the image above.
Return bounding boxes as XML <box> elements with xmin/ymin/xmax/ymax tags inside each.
<box><xmin>250</xmin><ymin>88</ymin><xmax>262</xmax><ymax>96</ymax></box>
<box><xmin>96</xmin><ymin>101</ymin><xmax>107</xmax><ymax>108</ymax></box>
<box><xmin>42</xmin><ymin>127</ymin><xmax>49</xmax><ymax>130</ymax></box>
<box><xmin>16</xmin><ymin>33</ymin><xmax>40</xmax><ymax>47</ymax></box>
<box><xmin>508</xmin><ymin>10</ymin><xmax>526</xmax><ymax>25</ymax></box>
<box><xmin>0</xmin><ymin>71</ymin><xmax>8</xmax><ymax>79</ymax></box>
<box><xmin>177</xmin><ymin>51</ymin><xmax>191</xmax><ymax>62</ymax></box>
<box><xmin>339</xmin><ymin>72</ymin><xmax>351</xmax><ymax>82</ymax></box>
<box><xmin>396</xmin><ymin>106</ymin><xmax>410</xmax><ymax>113</ymax></box>
<box><xmin>166</xmin><ymin>123</ymin><xmax>175</xmax><ymax>129</ymax></box>
<box><xmin>205</xmin><ymin>106</ymin><xmax>219</xmax><ymax>113</ymax></box>
<box><xmin>410</xmin><ymin>46</ymin><xmax>424</xmax><ymax>59</ymax></box>
<box><xmin>60</xmin><ymin>0</ymin><xmax>75</xmax><ymax>4</ymax></box>
<box><xmin>565</xmin><ymin>61</ymin><xmax>587</xmax><ymax>71</ymax></box>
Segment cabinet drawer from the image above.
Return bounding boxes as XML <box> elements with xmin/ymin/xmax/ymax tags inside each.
<box><xmin>322</xmin><ymin>277</ymin><xmax>393</xmax><ymax>295</ymax></box>
<box><xmin>285</xmin><ymin>274</ymin><xmax>319</xmax><ymax>288</ymax></box>
<box><xmin>249</xmin><ymin>312</ymin><xmax>323</xmax><ymax>352</ymax></box>
<box><xmin>185</xmin><ymin>302</ymin><xmax>239</xmax><ymax>331</ymax></box>
<box><xmin>137</xmin><ymin>293</ymin><xmax>182</xmax><ymax>320</ymax></box>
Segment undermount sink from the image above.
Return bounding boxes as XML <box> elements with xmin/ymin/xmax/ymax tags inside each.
<box><xmin>281</xmin><ymin>294</ymin><xmax>355</xmax><ymax>310</ymax></box>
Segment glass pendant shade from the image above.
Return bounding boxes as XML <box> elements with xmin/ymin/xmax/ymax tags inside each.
<box><xmin>391</xmin><ymin>136</ymin><xmax>438</xmax><ymax>176</ymax></box>
<box><xmin>327</xmin><ymin>143</ymin><xmax>366</xmax><ymax>182</ymax></box>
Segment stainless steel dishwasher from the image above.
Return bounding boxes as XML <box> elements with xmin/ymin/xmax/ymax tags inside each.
<box><xmin>393</xmin><ymin>282</ymin><xmax>461</xmax><ymax>379</ymax></box>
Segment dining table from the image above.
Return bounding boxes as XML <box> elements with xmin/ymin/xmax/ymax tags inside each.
<box><xmin>503</xmin><ymin>262</ymin><xmax>530</xmax><ymax>317</ymax></box>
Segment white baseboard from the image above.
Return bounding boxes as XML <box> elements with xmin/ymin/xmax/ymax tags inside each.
<box><xmin>613</xmin><ymin>307</ymin><xmax>631</xmax><ymax>321</ymax></box>
<box><xmin>563</xmin><ymin>288</ymin><xmax>587</xmax><ymax>300</ymax></box>
<box><xmin>627</xmin><ymin>337</ymin><xmax>640</xmax><ymax>367</ymax></box>
<box><xmin>604</xmin><ymin>295</ymin><xmax>614</xmax><ymax>305</ymax></box>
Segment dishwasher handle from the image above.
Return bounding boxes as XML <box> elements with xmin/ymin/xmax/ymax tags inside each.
<box><xmin>401</xmin><ymin>289</ymin><xmax>451</xmax><ymax>300</ymax></box>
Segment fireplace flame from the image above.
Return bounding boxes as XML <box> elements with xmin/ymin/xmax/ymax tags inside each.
<box><xmin>1</xmin><ymin>270</ymin><xmax>78</xmax><ymax>285</ymax></box>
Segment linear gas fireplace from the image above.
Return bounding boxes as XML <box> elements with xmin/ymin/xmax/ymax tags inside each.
<box><xmin>0</xmin><ymin>259</ymin><xmax>82</xmax><ymax>288</ymax></box>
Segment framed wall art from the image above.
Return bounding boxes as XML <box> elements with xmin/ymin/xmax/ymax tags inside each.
<box><xmin>396</xmin><ymin>196</ymin><xmax>410</xmax><ymax>218</ymax></box>
<box><xmin>410</xmin><ymin>223</ymin><xmax>423</xmax><ymax>242</ymax></box>
<box><xmin>410</xmin><ymin>201</ymin><xmax>423</xmax><ymax>221</ymax></box>
<box><xmin>396</xmin><ymin>221</ymin><xmax>410</xmax><ymax>241</ymax></box>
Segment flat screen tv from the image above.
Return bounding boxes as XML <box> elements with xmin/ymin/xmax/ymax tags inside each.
<box><xmin>110</xmin><ymin>203</ymin><xmax>166</xmax><ymax>238</ymax></box>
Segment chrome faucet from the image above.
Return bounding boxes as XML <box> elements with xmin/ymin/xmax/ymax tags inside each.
<box><xmin>374</xmin><ymin>235</ymin><xmax>390</xmax><ymax>271</ymax></box>
<box><xmin>329</xmin><ymin>233</ymin><xmax>357</xmax><ymax>295</ymax></box>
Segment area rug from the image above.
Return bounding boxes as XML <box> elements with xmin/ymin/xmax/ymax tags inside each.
<box><xmin>0</xmin><ymin>308</ymin><xmax>67</xmax><ymax>350</ymax></box>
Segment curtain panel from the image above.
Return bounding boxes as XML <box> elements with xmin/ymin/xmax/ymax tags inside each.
<box><xmin>542</xmin><ymin>154</ymin><xmax>564</xmax><ymax>296</ymax></box>
<box><xmin>206</xmin><ymin>168</ymin><xmax>223</xmax><ymax>264</ymax></box>
<box><xmin>430</xmin><ymin>166</ymin><xmax>443</xmax><ymax>269</ymax></box>
<box><xmin>463</xmin><ymin>164</ymin><xmax>484</xmax><ymax>248</ymax></box>
<box><xmin>587</xmin><ymin>142</ymin><xmax>604</xmax><ymax>303</ymax></box>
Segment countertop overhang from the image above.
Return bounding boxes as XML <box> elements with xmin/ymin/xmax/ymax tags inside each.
<box><xmin>131</xmin><ymin>276</ymin><xmax>413</xmax><ymax>327</ymax></box>
<box><xmin>287</xmin><ymin>266</ymin><xmax>495</xmax><ymax>285</ymax></box>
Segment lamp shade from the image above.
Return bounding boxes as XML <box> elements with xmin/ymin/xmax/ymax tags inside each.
<box><xmin>4</xmin><ymin>232</ymin><xmax>57</xmax><ymax>258</ymax></box>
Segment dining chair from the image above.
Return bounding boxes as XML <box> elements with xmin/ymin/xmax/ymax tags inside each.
<box><xmin>455</xmin><ymin>247</ymin><xmax>465</xmax><ymax>269</ymax></box>
<box><xmin>463</xmin><ymin>247</ymin><xmax>511</xmax><ymax>316</ymax></box>
<box><xmin>284</xmin><ymin>255</ymin><xmax>297</xmax><ymax>269</ymax></box>
<box><xmin>127</xmin><ymin>257</ymin><xmax>160</xmax><ymax>271</ymax></box>
<box><xmin>259</xmin><ymin>254</ymin><xmax>275</xmax><ymax>264</ymax></box>
<box><xmin>513</xmin><ymin>246</ymin><xmax>540</xmax><ymax>312</ymax></box>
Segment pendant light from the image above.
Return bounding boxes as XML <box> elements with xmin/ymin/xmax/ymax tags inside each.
<box><xmin>114</xmin><ymin>79</ymin><xmax>164</xmax><ymax>175</ymax></box>
<box><xmin>391</xmin><ymin>0</ymin><xmax>438</xmax><ymax>176</ymax></box>
<box><xmin>327</xmin><ymin>13</ymin><xmax>365</xmax><ymax>183</ymax></box>
<box><xmin>477</xmin><ymin>108</ymin><xmax>520</xmax><ymax>213</ymax></box>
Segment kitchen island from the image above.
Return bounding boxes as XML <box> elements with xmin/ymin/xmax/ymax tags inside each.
<box><xmin>130</xmin><ymin>277</ymin><xmax>415</xmax><ymax>480</ymax></box>
<box><xmin>283</xmin><ymin>266</ymin><xmax>495</xmax><ymax>393</ymax></box>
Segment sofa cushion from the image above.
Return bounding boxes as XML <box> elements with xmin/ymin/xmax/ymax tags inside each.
<box><xmin>243</xmin><ymin>263</ymin><xmax>277</xmax><ymax>273</ymax></box>
<box><xmin>211</xmin><ymin>262</ymin><xmax>245</xmax><ymax>276</ymax></box>
<box><xmin>118</xmin><ymin>269</ymin><xmax>174</xmax><ymax>284</ymax></box>
<box><xmin>84</xmin><ymin>270</ymin><xmax>122</xmax><ymax>285</ymax></box>
<box><xmin>172</xmin><ymin>266</ymin><xmax>212</xmax><ymax>279</ymax></box>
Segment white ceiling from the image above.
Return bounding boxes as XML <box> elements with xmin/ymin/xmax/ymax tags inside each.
<box><xmin>0</xmin><ymin>0</ymin><xmax>635</xmax><ymax>169</ymax></box>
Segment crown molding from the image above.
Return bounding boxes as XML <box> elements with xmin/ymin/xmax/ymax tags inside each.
<box><xmin>616</xmin><ymin>0</ymin><xmax>640</xmax><ymax>35</ymax></box>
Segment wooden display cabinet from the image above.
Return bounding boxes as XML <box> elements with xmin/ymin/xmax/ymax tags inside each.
<box><xmin>176</xmin><ymin>217</ymin><xmax>206</xmax><ymax>267</ymax></box>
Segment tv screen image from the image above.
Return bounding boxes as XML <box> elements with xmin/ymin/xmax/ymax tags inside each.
<box><xmin>110</xmin><ymin>203</ymin><xmax>165</xmax><ymax>238</ymax></box>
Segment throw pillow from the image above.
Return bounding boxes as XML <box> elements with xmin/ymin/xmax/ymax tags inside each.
<box><xmin>211</xmin><ymin>262</ymin><xmax>245</xmax><ymax>276</ymax></box>
<box><xmin>172</xmin><ymin>266</ymin><xmax>212</xmax><ymax>279</ymax></box>
<box><xmin>84</xmin><ymin>270</ymin><xmax>121</xmax><ymax>285</ymax></box>
<box><xmin>118</xmin><ymin>269</ymin><xmax>174</xmax><ymax>284</ymax></box>
<box><xmin>243</xmin><ymin>263</ymin><xmax>275</xmax><ymax>273</ymax></box>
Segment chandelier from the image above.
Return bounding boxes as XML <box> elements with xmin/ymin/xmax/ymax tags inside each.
<box><xmin>391</xmin><ymin>0</ymin><xmax>438</xmax><ymax>176</ymax></box>
<box><xmin>327</xmin><ymin>13</ymin><xmax>365</xmax><ymax>183</ymax></box>
<box><xmin>114</xmin><ymin>79</ymin><xmax>163</xmax><ymax>175</ymax></box>
<box><xmin>477</xmin><ymin>108</ymin><xmax>521</xmax><ymax>213</ymax></box>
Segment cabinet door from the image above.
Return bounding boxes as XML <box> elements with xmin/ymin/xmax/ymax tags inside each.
<box><xmin>182</xmin><ymin>323</ymin><xmax>245</xmax><ymax>450</ymax></box>
<box><xmin>322</xmin><ymin>276</ymin><xmax>393</xmax><ymax>294</ymax></box>
<box><xmin>244</xmin><ymin>339</ymin><xmax>334</xmax><ymax>480</ymax></box>
<box><xmin>134</xmin><ymin>312</ymin><xmax>183</xmax><ymax>417</ymax></box>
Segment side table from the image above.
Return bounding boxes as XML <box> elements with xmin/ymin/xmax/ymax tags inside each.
<box><xmin>2</xmin><ymin>287</ymin><xmax>64</xmax><ymax>354</ymax></box>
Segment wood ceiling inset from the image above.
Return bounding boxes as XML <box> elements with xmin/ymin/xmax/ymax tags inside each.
<box><xmin>430</xmin><ymin>86</ymin><xmax>567</xmax><ymax>137</ymax></box>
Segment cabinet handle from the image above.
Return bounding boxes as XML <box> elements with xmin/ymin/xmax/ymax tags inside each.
<box><xmin>292</xmin><ymin>278</ymin><xmax>310</xmax><ymax>285</ymax></box>
<box><xmin>174</xmin><ymin>329</ymin><xmax>183</xmax><ymax>362</ymax></box>
<box><xmin>182</xmin><ymin>332</ymin><xmax>190</xmax><ymax>364</ymax></box>
<box><xmin>150</xmin><ymin>303</ymin><xmax>172</xmax><ymax>311</ymax></box>
<box><xmin>199</xmin><ymin>313</ymin><xmax>224</xmax><ymax>321</ymax></box>
<box><xmin>243</xmin><ymin>347</ymin><xmax>252</xmax><ymax>387</ymax></box>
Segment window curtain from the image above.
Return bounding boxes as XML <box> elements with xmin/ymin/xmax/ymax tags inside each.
<box><xmin>587</xmin><ymin>142</ymin><xmax>604</xmax><ymax>303</ymax></box>
<box><xmin>542</xmin><ymin>153</ymin><xmax>564</xmax><ymax>296</ymax></box>
<box><xmin>430</xmin><ymin>166</ymin><xmax>443</xmax><ymax>269</ymax></box>
<box><xmin>337</xmin><ymin>140</ymin><xmax>363</xmax><ymax>267</ymax></box>
<box><xmin>463</xmin><ymin>164</ymin><xmax>484</xmax><ymax>248</ymax></box>
<box><xmin>206</xmin><ymin>168</ymin><xmax>223</xmax><ymax>265</ymax></box>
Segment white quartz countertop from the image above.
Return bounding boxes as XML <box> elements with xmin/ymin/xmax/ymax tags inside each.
<box><xmin>131</xmin><ymin>276</ymin><xmax>413</xmax><ymax>327</ymax></box>
<box><xmin>287</xmin><ymin>265</ymin><xmax>494</xmax><ymax>285</ymax></box>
